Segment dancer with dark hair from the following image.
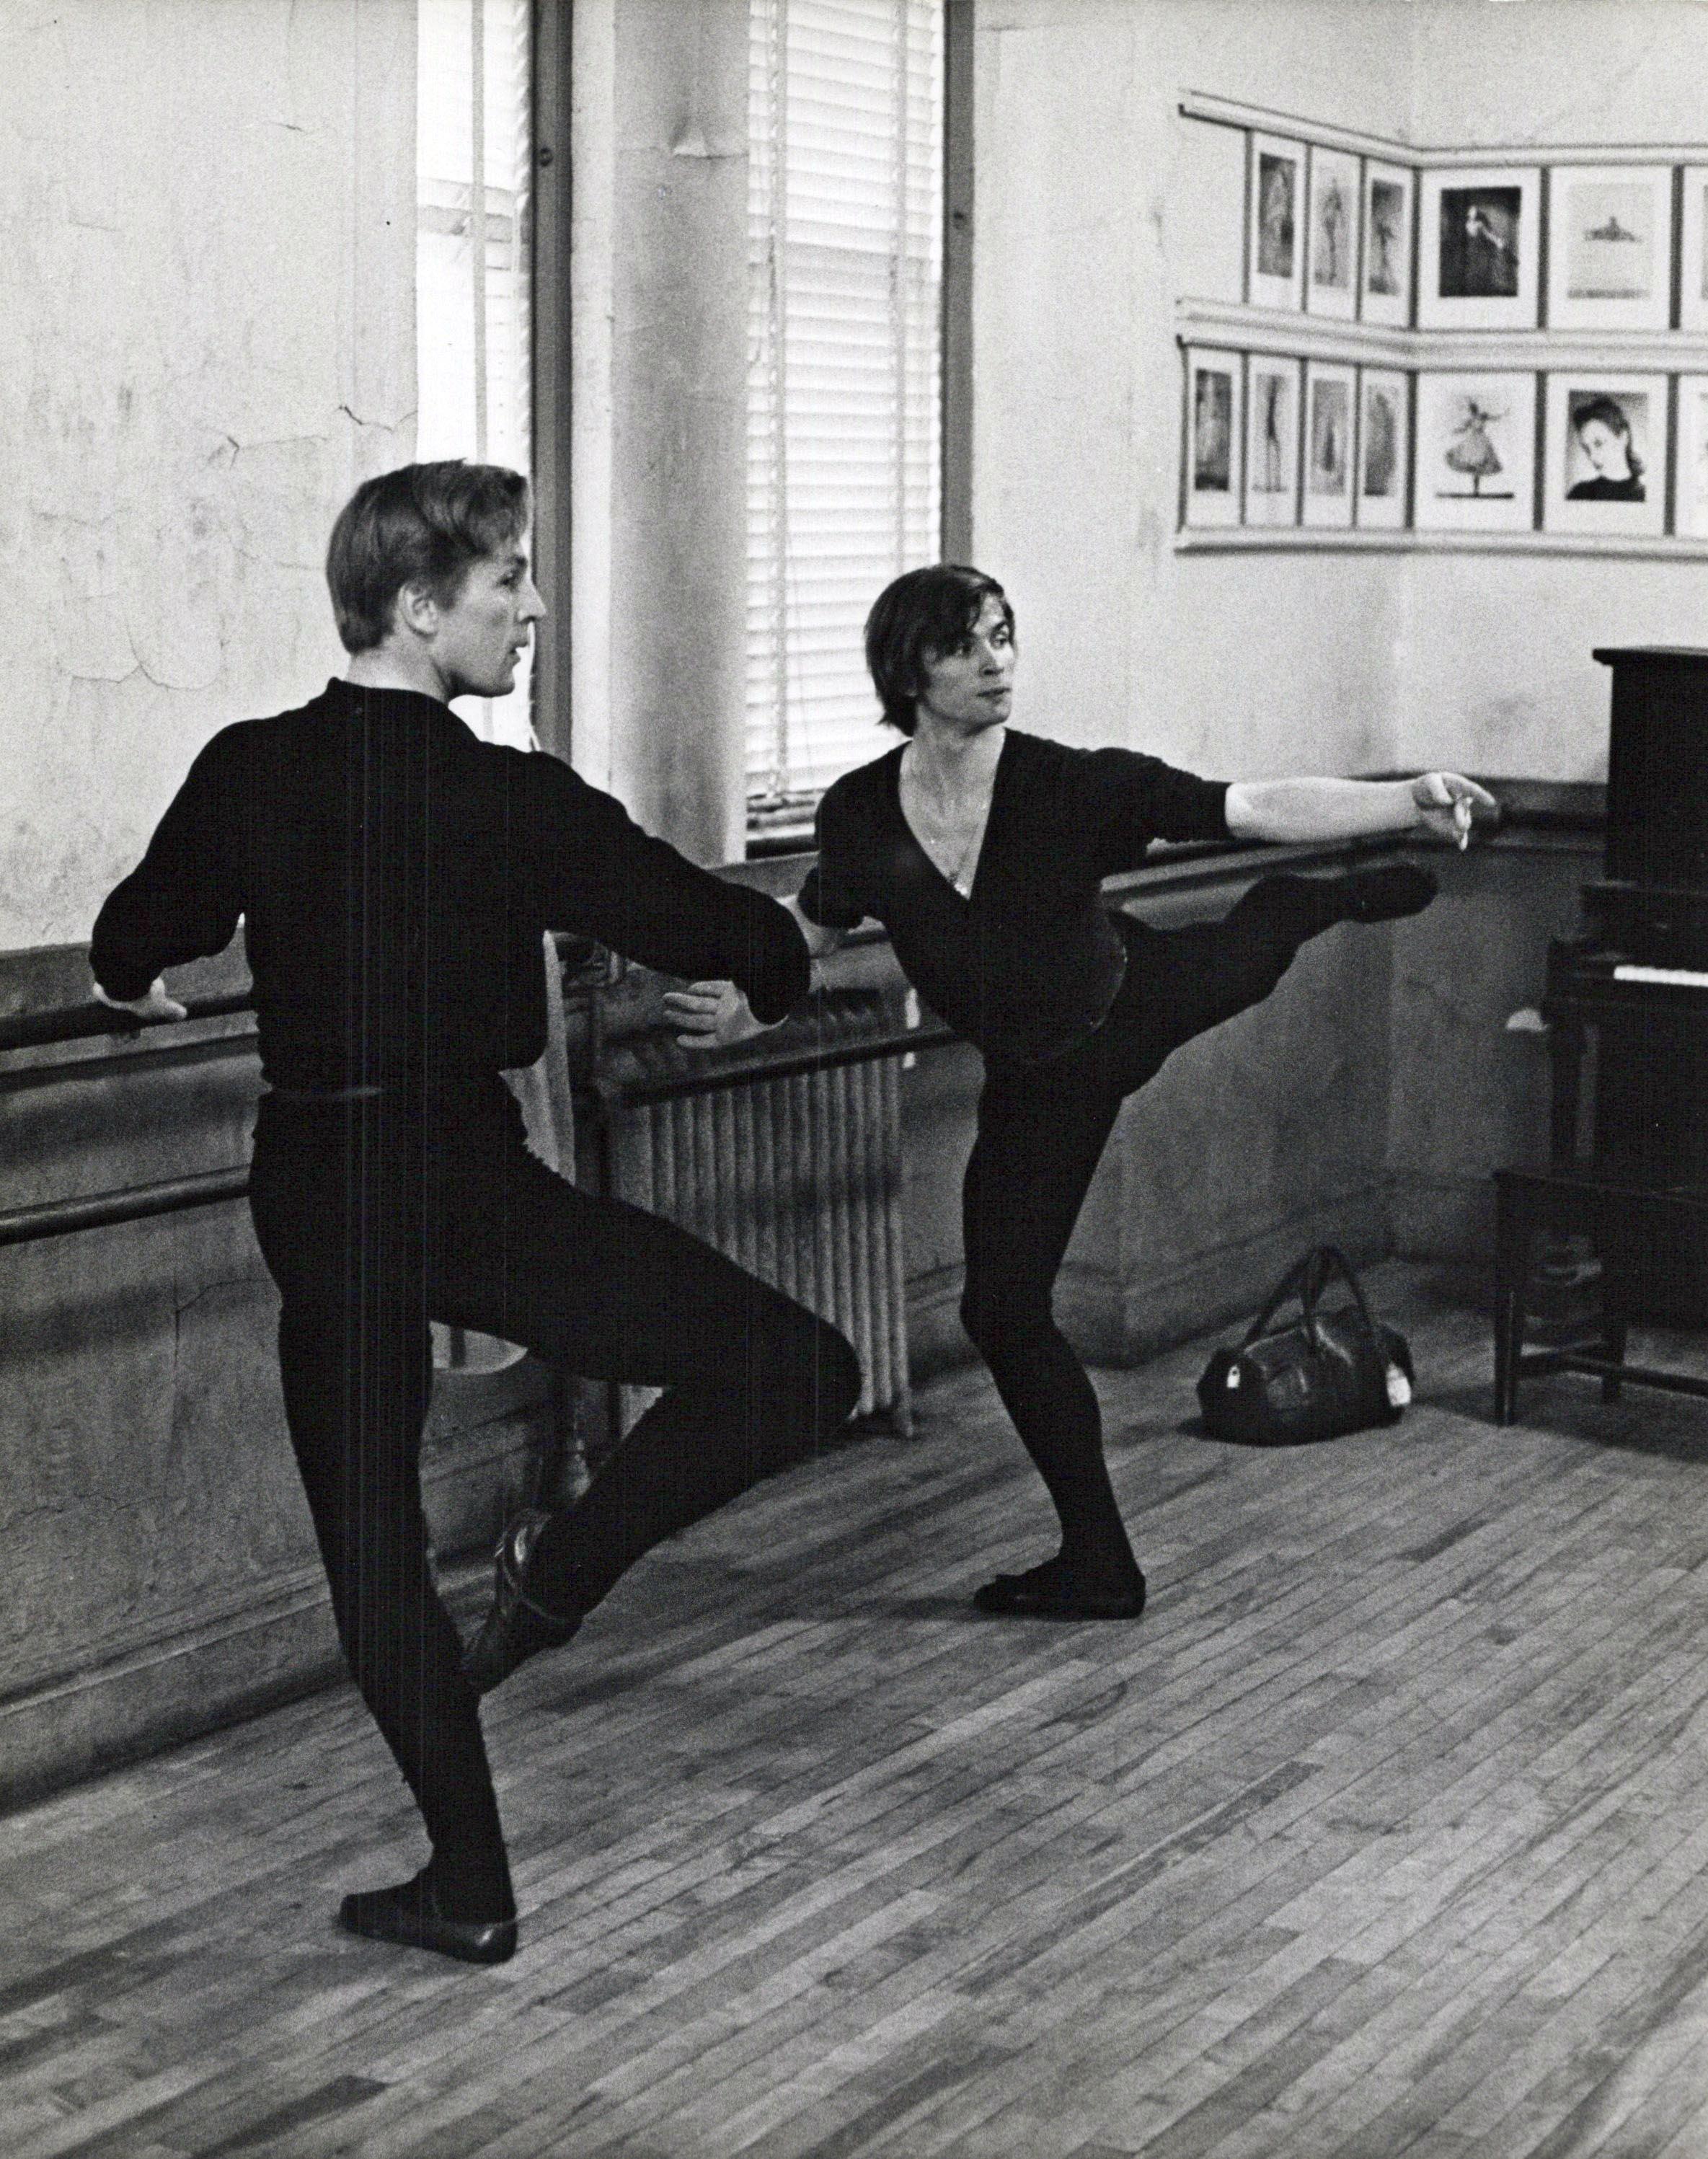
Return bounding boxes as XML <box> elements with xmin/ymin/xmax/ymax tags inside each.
<box><xmin>92</xmin><ymin>462</ymin><xmax>859</xmax><ymax>1966</ymax></box>
<box><xmin>670</xmin><ymin>564</ymin><xmax>1494</xmax><ymax>1623</ymax></box>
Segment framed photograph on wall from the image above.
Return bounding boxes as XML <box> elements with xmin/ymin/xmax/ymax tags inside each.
<box><xmin>1413</xmin><ymin>371</ymin><xmax>1536</xmax><ymax>531</ymax></box>
<box><xmin>1301</xmin><ymin>360</ymin><xmax>1357</xmax><ymax>529</ymax></box>
<box><xmin>1247</xmin><ymin>133</ymin><xmax>1306</xmax><ymax>310</ymax></box>
<box><xmin>1356</xmin><ymin>368</ymin><xmax>1410</xmax><ymax>529</ymax></box>
<box><xmin>1547</xmin><ymin>165</ymin><xmax>1672</xmax><ymax>332</ymax></box>
<box><xmin>1681</xmin><ymin>169</ymin><xmax>1708</xmax><ymax>333</ymax></box>
<box><xmin>1543</xmin><ymin>373</ymin><xmax>1668</xmax><ymax>537</ymax></box>
<box><xmin>1183</xmin><ymin>346</ymin><xmax>1244</xmax><ymax>529</ymax></box>
<box><xmin>1306</xmin><ymin>146</ymin><xmax>1361</xmax><ymax>322</ymax></box>
<box><xmin>1244</xmin><ymin>355</ymin><xmax>1301</xmax><ymax>527</ymax></box>
<box><xmin>1417</xmin><ymin>167</ymin><xmax>1540</xmax><ymax>330</ymax></box>
<box><xmin>1362</xmin><ymin>160</ymin><xmax>1415</xmax><ymax>327</ymax></box>
<box><xmin>1673</xmin><ymin>376</ymin><xmax>1708</xmax><ymax>536</ymax></box>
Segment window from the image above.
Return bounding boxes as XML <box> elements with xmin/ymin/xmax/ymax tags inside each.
<box><xmin>417</xmin><ymin>0</ymin><xmax>535</xmax><ymax>746</ymax></box>
<box><xmin>746</xmin><ymin>0</ymin><xmax>945</xmax><ymax>828</ymax></box>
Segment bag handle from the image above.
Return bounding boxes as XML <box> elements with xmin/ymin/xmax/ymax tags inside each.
<box><xmin>1239</xmin><ymin>1247</ymin><xmax>1323</xmax><ymax>1346</ymax></box>
<box><xmin>1240</xmin><ymin>1244</ymin><xmax>1382</xmax><ymax>1351</ymax></box>
<box><xmin>1299</xmin><ymin>1245</ymin><xmax>1383</xmax><ymax>1348</ymax></box>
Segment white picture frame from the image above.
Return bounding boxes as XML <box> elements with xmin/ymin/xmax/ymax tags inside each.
<box><xmin>1413</xmin><ymin>371</ymin><xmax>1537</xmax><ymax>532</ymax></box>
<box><xmin>1244</xmin><ymin>355</ymin><xmax>1301</xmax><ymax>527</ymax></box>
<box><xmin>1306</xmin><ymin>146</ymin><xmax>1361</xmax><ymax>322</ymax></box>
<box><xmin>1247</xmin><ymin>133</ymin><xmax>1306</xmax><ymax>312</ymax></box>
<box><xmin>1546</xmin><ymin>164</ymin><xmax>1673</xmax><ymax>334</ymax></box>
<box><xmin>1543</xmin><ymin>372</ymin><xmax>1668</xmax><ymax>537</ymax></box>
<box><xmin>1681</xmin><ymin>168</ymin><xmax>1708</xmax><ymax>334</ymax></box>
<box><xmin>1362</xmin><ymin>160</ymin><xmax>1415</xmax><ymax>327</ymax></box>
<box><xmin>1417</xmin><ymin>167</ymin><xmax>1541</xmax><ymax>330</ymax></box>
<box><xmin>1673</xmin><ymin>376</ymin><xmax>1708</xmax><ymax>537</ymax></box>
<box><xmin>1356</xmin><ymin>368</ymin><xmax>1411</xmax><ymax>530</ymax></box>
<box><xmin>1301</xmin><ymin>360</ymin><xmax>1357</xmax><ymax>529</ymax></box>
<box><xmin>1183</xmin><ymin>346</ymin><xmax>1244</xmax><ymax>529</ymax></box>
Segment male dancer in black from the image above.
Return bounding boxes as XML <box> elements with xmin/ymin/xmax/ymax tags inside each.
<box><xmin>670</xmin><ymin>564</ymin><xmax>1495</xmax><ymax>1625</ymax></box>
<box><xmin>92</xmin><ymin>462</ymin><xmax>859</xmax><ymax>1966</ymax></box>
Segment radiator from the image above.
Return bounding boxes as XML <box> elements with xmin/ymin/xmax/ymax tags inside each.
<box><xmin>590</xmin><ymin>990</ymin><xmax>912</xmax><ymax>1434</ymax></box>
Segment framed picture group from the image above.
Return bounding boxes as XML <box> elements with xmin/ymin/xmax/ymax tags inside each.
<box><xmin>1239</xmin><ymin>139</ymin><xmax>1708</xmax><ymax>337</ymax></box>
<box><xmin>1180</xmin><ymin>97</ymin><xmax>1708</xmax><ymax>551</ymax></box>
<box><xmin>1186</xmin><ymin>349</ymin><xmax>1708</xmax><ymax>541</ymax></box>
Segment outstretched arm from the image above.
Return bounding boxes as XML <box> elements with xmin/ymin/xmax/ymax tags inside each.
<box><xmin>1224</xmin><ymin>772</ymin><xmax>1497</xmax><ymax>849</ymax></box>
<box><xmin>665</xmin><ymin>896</ymin><xmax>844</xmax><ymax>1049</ymax></box>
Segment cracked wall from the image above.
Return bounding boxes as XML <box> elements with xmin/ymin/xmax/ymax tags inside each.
<box><xmin>1</xmin><ymin>0</ymin><xmax>416</xmax><ymax>953</ymax></box>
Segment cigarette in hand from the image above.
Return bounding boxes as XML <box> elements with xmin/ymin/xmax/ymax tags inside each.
<box><xmin>1453</xmin><ymin>795</ymin><xmax>1472</xmax><ymax>850</ymax></box>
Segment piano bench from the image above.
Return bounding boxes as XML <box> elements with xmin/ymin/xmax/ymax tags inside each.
<box><xmin>1493</xmin><ymin>1165</ymin><xmax>1708</xmax><ymax>1425</ymax></box>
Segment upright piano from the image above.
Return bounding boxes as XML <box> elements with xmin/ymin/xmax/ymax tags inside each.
<box><xmin>1544</xmin><ymin>648</ymin><xmax>1708</xmax><ymax>1323</ymax></box>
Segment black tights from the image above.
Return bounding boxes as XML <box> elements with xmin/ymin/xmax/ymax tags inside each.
<box><xmin>249</xmin><ymin>1083</ymin><xmax>860</xmax><ymax>1918</ymax></box>
<box><xmin>959</xmin><ymin>875</ymin><xmax>1343</xmax><ymax>1579</ymax></box>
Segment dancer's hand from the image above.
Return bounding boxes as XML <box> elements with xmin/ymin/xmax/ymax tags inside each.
<box><xmin>92</xmin><ymin>976</ymin><xmax>189</xmax><ymax>1023</ymax></box>
<box><xmin>1410</xmin><ymin>773</ymin><xmax>1498</xmax><ymax>849</ymax></box>
<box><xmin>665</xmin><ymin>980</ymin><xmax>770</xmax><ymax>1050</ymax></box>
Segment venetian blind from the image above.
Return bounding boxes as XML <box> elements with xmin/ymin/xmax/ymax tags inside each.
<box><xmin>417</xmin><ymin>0</ymin><xmax>534</xmax><ymax>746</ymax></box>
<box><xmin>747</xmin><ymin>0</ymin><xmax>944</xmax><ymax>817</ymax></box>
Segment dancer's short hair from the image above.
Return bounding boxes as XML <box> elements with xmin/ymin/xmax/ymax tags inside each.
<box><xmin>326</xmin><ymin>461</ymin><xmax>530</xmax><ymax>653</ymax></box>
<box><xmin>864</xmin><ymin>565</ymin><xmax>1015</xmax><ymax>735</ymax></box>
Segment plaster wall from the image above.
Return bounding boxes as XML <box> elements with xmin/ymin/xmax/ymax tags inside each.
<box><xmin>1</xmin><ymin>0</ymin><xmax>417</xmax><ymax>955</ymax></box>
<box><xmin>570</xmin><ymin>0</ymin><xmax>751</xmax><ymax>865</ymax></box>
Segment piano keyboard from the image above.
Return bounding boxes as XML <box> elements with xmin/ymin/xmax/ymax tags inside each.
<box><xmin>1613</xmin><ymin>963</ymin><xmax>1708</xmax><ymax>988</ymax></box>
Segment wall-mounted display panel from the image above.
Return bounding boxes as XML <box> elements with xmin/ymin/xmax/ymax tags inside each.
<box><xmin>1413</xmin><ymin>371</ymin><xmax>1536</xmax><ymax>531</ymax></box>
<box><xmin>1247</xmin><ymin>134</ymin><xmax>1306</xmax><ymax>311</ymax></box>
<box><xmin>1306</xmin><ymin>146</ymin><xmax>1361</xmax><ymax>322</ymax></box>
<box><xmin>1356</xmin><ymin>368</ymin><xmax>1410</xmax><ymax>529</ymax></box>
<box><xmin>1301</xmin><ymin>360</ymin><xmax>1357</xmax><ymax>529</ymax></box>
<box><xmin>1244</xmin><ymin>355</ymin><xmax>1301</xmax><ymax>526</ymax></box>
<box><xmin>1418</xmin><ymin>167</ymin><xmax>1541</xmax><ymax>330</ymax></box>
<box><xmin>1184</xmin><ymin>346</ymin><xmax>1244</xmax><ymax>528</ymax></box>
<box><xmin>1547</xmin><ymin>166</ymin><xmax>1672</xmax><ymax>334</ymax></box>
<box><xmin>1362</xmin><ymin>161</ymin><xmax>1414</xmax><ymax>329</ymax></box>
<box><xmin>1543</xmin><ymin>372</ymin><xmax>1668</xmax><ymax>537</ymax></box>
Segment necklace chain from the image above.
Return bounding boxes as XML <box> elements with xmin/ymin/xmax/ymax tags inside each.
<box><xmin>906</xmin><ymin>746</ymin><xmax>989</xmax><ymax>896</ymax></box>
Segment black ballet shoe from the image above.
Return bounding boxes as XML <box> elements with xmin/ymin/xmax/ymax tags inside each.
<box><xmin>973</xmin><ymin>1558</ymin><xmax>1147</xmax><ymax>1622</ymax></box>
<box><xmin>338</xmin><ymin>1868</ymin><xmax>517</xmax><ymax>1966</ymax></box>
<box><xmin>461</xmin><ymin>1509</ymin><xmax>581</xmax><ymax>1696</ymax></box>
<box><xmin>1341</xmin><ymin>863</ymin><xmax>1438</xmax><ymax>923</ymax></box>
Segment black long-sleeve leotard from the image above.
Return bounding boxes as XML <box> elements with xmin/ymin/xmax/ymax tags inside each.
<box><xmin>92</xmin><ymin>678</ymin><xmax>808</xmax><ymax>1090</ymax></box>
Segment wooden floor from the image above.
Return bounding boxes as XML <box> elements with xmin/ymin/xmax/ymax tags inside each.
<box><xmin>9</xmin><ymin>1266</ymin><xmax>1708</xmax><ymax>2159</ymax></box>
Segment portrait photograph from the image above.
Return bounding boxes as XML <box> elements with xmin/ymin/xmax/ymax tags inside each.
<box><xmin>1306</xmin><ymin>146</ymin><xmax>1361</xmax><ymax>322</ymax></box>
<box><xmin>1413</xmin><ymin>370</ymin><xmax>1536</xmax><ymax>531</ymax></box>
<box><xmin>1355</xmin><ymin>367</ymin><xmax>1411</xmax><ymax>530</ymax></box>
<box><xmin>1184</xmin><ymin>345</ymin><xmax>1244</xmax><ymax>528</ymax></box>
<box><xmin>1362</xmin><ymin>159</ymin><xmax>1415</xmax><ymax>327</ymax></box>
<box><xmin>1247</xmin><ymin>133</ymin><xmax>1306</xmax><ymax>310</ymax></box>
<box><xmin>1672</xmin><ymin>374</ymin><xmax>1708</xmax><ymax>537</ymax></box>
<box><xmin>1544</xmin><ymin>374</ymin><xmax>1668</xmax><ymax>537</ymax></box>
<box><xmin>1301</xmin><ymin>359</ymin><xmax>1357</xmax><ymax>529</ymax></box>
<box><xmin>1681</xmin><ymin>166</ymin><xmax>1708</xmax><ymax>333</ymax></box>
<box><xmin>1243</xmin><ymin>355</ymin><xmax>1301</xmax><ymax>527</ymax></box>
<box><xmin>1418</xmin><ymin>167</ymin><xmax>1540</xmax><ymax>329</ymax></box>
<box><xmin>1547</xmin><ymin>164</ymin><xmax>1672</xmax><ymax>332</ymax></box>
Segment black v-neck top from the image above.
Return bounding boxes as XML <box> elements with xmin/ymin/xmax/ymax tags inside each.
<box><xmin>92</xmin><ymin>680</ymin><xmax>809</xmax><ymax>1092</ymax></box>
<box><xmin>798</xmin><ymin>730</ymin><xmax>1230</xmax><ymax>1065</ymax></box>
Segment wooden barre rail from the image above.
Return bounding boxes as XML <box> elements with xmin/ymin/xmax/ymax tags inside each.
<box><xmin>0</xmin><ymin>1005</ymin><xmax>954</xmax><ymax>1250</ymax></box>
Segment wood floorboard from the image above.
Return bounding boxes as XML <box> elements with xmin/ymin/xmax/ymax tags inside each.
<box><xmin>12</xmin><ymin>1271</ymin><xmax>1708</xmax><ymax>2156</ymax></box>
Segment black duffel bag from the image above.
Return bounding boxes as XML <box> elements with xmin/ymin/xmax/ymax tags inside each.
<box><xmin>1196</xmin><ymin>1245</ymin><xmax>1414</xmax><ymax>1445</ymax></box>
